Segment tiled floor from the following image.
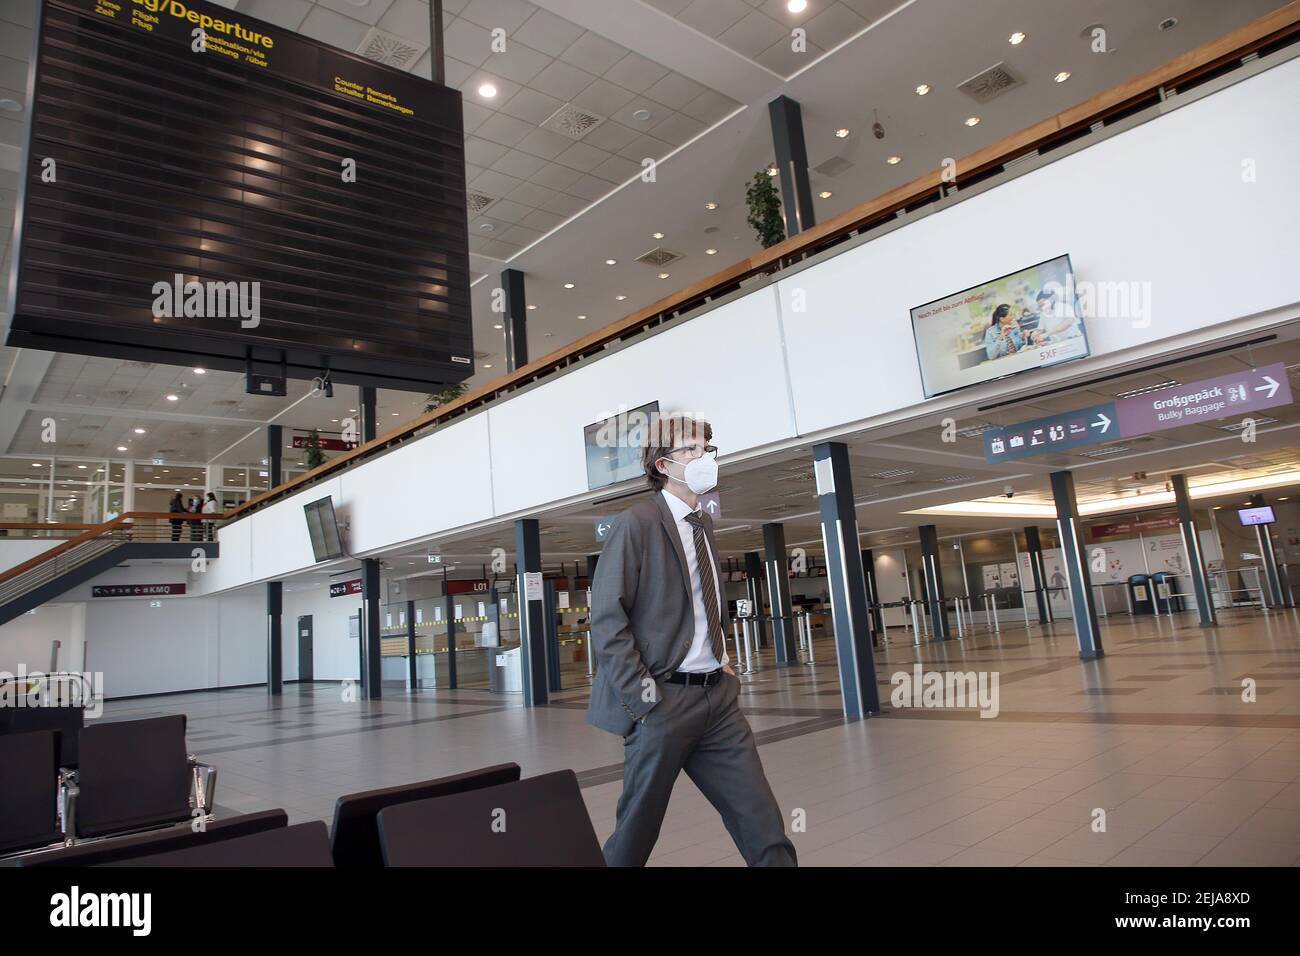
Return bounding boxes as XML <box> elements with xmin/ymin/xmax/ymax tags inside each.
<box><xmin>103</xmin><ymin>607</ymin><xmax>1300</xmax><ymax>866</ymax></box>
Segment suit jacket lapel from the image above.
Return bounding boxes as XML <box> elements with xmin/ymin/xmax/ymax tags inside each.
<box><xmin>655</xmin><ymin>492</ymin><xmax>696</xmax><ymax>631</ymax></box>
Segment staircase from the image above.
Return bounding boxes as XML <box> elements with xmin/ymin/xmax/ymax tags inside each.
<box><xmin>0</xmin><ymin>514</ymin><xmax>220</xmax><ymax>627</ymax></box>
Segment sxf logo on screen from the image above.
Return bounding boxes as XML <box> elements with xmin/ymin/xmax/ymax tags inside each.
<box><xmin>49</xmin><ymin>886</ymin><xmax>151</xmax><ymax>937</ymax></box>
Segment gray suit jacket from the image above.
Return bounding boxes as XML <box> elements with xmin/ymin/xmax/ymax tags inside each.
<box><xmin>586</xmin><ymin>492</ymin><xmax>722</xmax><ymax>736</ymax></box>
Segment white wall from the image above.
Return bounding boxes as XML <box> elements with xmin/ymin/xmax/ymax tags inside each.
<box><xmin>0</xmin><ymin>539</ymin><xmax>60</xmax><ymax>575</ymax></box>
<box><xmin>177</xmin><ymin>57</ymin><xmax>1300</xmax><ymax>596</ymax></box>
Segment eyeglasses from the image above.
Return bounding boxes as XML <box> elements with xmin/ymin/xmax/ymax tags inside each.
<box><xmin>666</xmin><ymin>444</ymin><xmax>717</xmax><ymax>460</ymax></box>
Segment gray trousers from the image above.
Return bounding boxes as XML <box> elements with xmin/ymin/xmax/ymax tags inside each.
<box><xmin>603</xmin><ymin>673</ymin><xmax>797</xmax><ymax>867</ymax></box>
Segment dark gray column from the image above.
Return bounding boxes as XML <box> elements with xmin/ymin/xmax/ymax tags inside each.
<box><xmin>428</xmin><ymin>0</ymin><xmax>444</xmax><ymax>85</ymax></box>
<box><xmin>1023</xmin><ymin>526</ymin><xmax>1050</xmax><ymax>624</ymax></box>
<box><xmin>763</xmin><ymin>523</ymin><xmax>798</xmax><ymax>666</ymax></box>
<box><xmin>1170</xmin><ymin>475</ymin><xmax>1217</xmax><ymax>626</ymax></box>
<box><xmin>359</xmin><ymin>386</ymin><xmax>377</xmax><ymax>444</ymax></box>
<box><xmin>502</xmin><ymin>268</ymin><xmax>529</xmax><ymax>372</ymax></box>
<box><xmin>861</xmin><ymin>549</ymin><xmax>883</xmax><ymax>642</ymax></box>
<box><xmin>744</xmin><ymin>551</ymin><xmax>766</xmax><ymax>649</ymax></box>
<box><xmin>768</xmin><ymin>95</ymin><xmax>816</xmax><ymax>238</ymax></box>
<box><xmin>515</xmin><ymin>518</ymin><xmax>548</xmax><ymax>706</ymax></box>
<box><xmin>813</xmin><ymin>442</ymin><xmax>880</xmax><ymax>719</ymax></box>
<box><xmin>405</xmin><ymin>599</ymin><xmax>417</xmax><ymax>688</ymax></box>
<box><xmin>917</xmin><ymin>525</ymin><xmax>951</xmax><ymax>641</ymax></box>
<box><xmin>266</xmin><ymin>581</ymin><xmax>282</xmax><ymax>696</ymax></box>
<box><xmin>543</xmin><ymin>580</ymin><xmax>562</xmax><ymax>692</ymax></box>
<box><xmin>266</xmin><ymin>424</ymin><xmax>282</xmax><ymax>489</ymax></box>
<box><xmin>1250</xmin><ymin>494</ymin><xmax>1291</xmax><ymax>608</ymax></box>
<box><xmin>1050</xmin><ymin>471</ymin><xmax>1104</xmax><ymax>660</ymax></box>
<box><xmin>360</xmin><ymin>558</ymin><xmax>383</xmax><ymax>698</ymax></box>
<box><xmin>586</xmin><ymin>553</ymin><xmax>600</xmax><ymax>579</ymax></box>
<box><xmin>444</xmin><ymin>591</ymin><xmax>458</xmax><ymax>689</ymax></box>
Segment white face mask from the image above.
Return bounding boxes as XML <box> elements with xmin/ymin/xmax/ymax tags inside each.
<box><xmin>661</xmin><ymin>453</ymin><xmax>718</xmax><ymax>495</ymax></box>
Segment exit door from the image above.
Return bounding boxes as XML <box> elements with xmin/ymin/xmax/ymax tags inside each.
<box><xmin>297</xmin><ymin>615</ymin><xmax>314</xmax><ymax>682</ymax></box>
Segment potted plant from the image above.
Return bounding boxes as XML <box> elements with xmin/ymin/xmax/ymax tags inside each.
<box><xmin>745</xmin><ymin>170</ymin><xmax>785</xmax><ymax>249</ymax></box>
<box><xmin>424</xmin><ymin>382</ymin><xmax>469</xmax><ymax>415</ymax></box>
<box><xmin>302</xmin><ymin>429</ymin><xmax>326</xmax><ymax>470</ymax></box>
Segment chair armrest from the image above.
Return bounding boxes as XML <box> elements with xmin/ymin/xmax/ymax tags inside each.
<box><xmin>58</xmin><ymin>769</ymin><xmax>79</xmax><ymax>845</ymax></box>
<box><xmin>188</xmin><ymin>755</ymin><xmax>217</xmax><ymax>816</ymax></box>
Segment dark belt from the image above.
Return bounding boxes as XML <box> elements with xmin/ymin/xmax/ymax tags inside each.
<box><xmin>664</xmin><ymin>669</ymin><xmax>725</xmax><ymax>687</ymax></box>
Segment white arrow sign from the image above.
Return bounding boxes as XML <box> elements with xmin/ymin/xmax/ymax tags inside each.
<box><xmin>1255</xmin><ymin>375</ymin><xmax>1280</xmax><ymax>399</ymax></box>
<box><xmin>1091</xmin><ymin>412</ymin><xmax>1112</xmax><ymax>433</ymax></box>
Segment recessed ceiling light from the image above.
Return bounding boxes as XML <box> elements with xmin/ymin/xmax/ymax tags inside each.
<box><xmin>133</xmin><ymin>427</ymin><xmax>146</xmax><ymax>434</ymax></box>
<box><xmin>787</xmin><ymin>0</ymin><xmax>807</xmax><ymax>12</ymax></box>
<box><xmin>193</xmin><ymin>367</ymin><xmax>206</xmax><ymax>374</ymax></box>
<box><xmin>704</xmin><ymin>202</ymin><xmax>718</xmax><ymax>210</ymax></box>
<box><xmin>527</xmin><ymin>304</ymin><xmax>537</xmax><ymax>310</ymax></box>
<box><xmin>632</xmin><ymin>108</ymin><xmax>652</xmax><ymax>122</ymax></box>
<box><xmin>0</xmin><ymin>98</ymin><xmax>23</xmax><ymax>112</ymax></box>
<box><xmin>766</xmin><ymin>165</ymin><xmax>778</xmax><ymax>177</ymax></box>
<box><xmin>965</xmin><ymin>116</ymin><xmax>981</xmax><ymax>126</ymax></box>
<box><xmin>478</xmin><ymin>82</ymin><xmax>497</xmax><ymax>98</ymax></box>
<box><xmin>165</xmin><ymin>393</ymin><xmax>179</xmax><ymax>401</ymax></box>
<box><xmin>578</xmin><ymin>314</ymin><xmax>587</xmax><ymax>320</ymax></box>
<box><xmin>31</xmin><ymin>462</ymin><xmax>41</xmax><ymax>468</ymax></box>
<box><xmin>1158</xmin><ymin>17</ymin><xmax>1178</xmax><ymax>31</ymax></box>
<box><xmin>818</xmin><ymin>191</ymin><xmax>832</xmax><ymax>199</ymax></box>
<box><xmin>604</xmin><ymin>258</ymin><xmax>617</xmax><ymax>265</ymax></box>
<box><xmin>833</xmin><ymin>128</ymin><xmax>850</xmax><ymax>139</ymax></box>
<box><xmin>77</xmin><ymin>465</ymin><xmax>87</xmax><ymax>470</ymax></box>
<box><xmin>1054</xmin><ymin>71</ymin><xmax>1071</xmax><ymax>83</ymax></box>
<box><xmin>493</xmin><ymin>323</ymin><xmax>503</xmax><ymax>330</ymax></box>
<box><xmin>1009</xmin><ymin>31</ymin><xmax>1026</xmax><ymax>44</ymax></box>
<box><xmin>651</xmin><ymin>232</ymin><xmax>664</xmax><ymax>239</ymax></box>
<box><xmin>478</xmin><ymin>222</ymin><xmax>494</xmax><ymax>232</ymax></box>
<box><xmin>615</xmin><ymin>294</ymin><xmax>627</xmax><ymax>300</ymax></box>
<box><xmin>915</xmin><ymin>83</ymin><xmax>931</xmax><ymax>96</ymax></box>
<box><xmin>657</xmin><ymin>272</ymin><xmax>670</xmax><ymax>279</ymax></box>
<box><xmin>886</xmin><ymin>155</ymin><xmax>901</xmax><ymax>164</ymax></box>
<box><xmin>116</xmin><ymin>446</ymin><xmax>128</xmax><ymax>452</ymax></box>
<box><xmin>563</xmin><ymin>282</ymin><xmax>575</xmax><ymax>289</ymax></box>
<box><xmin>705</xmin><ymin>248</ymin><xmax>717</xmax><ymax>255</ymax></box>
<box><xmin>391</xmin><ymin>412</ymin><xmax>400</xmax><ymax>416</ymax></box>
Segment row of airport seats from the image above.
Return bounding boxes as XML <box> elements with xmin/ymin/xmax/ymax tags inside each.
<box><xmin>0</xmin><ymin>715</ymin><xmax>215</xmax><ymax>856</ymax></box>
<box><xmin>2</xmin><ymin>717</ymin><xmax>606</xmax><ymax>866</ymax></box>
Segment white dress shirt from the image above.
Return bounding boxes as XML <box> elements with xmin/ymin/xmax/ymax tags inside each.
<box><xmin>661</xmin><ymin>489</ymin><xmax>728</xmax><ymax>672</ymax></box>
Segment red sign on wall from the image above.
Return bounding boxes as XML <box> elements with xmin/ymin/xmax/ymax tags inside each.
<box><xmin>1089</xmin><ymin>515</ymin><xmax>1181</xmax><ymax>540</ymax></box>
<box><xmin>446</xmin><ymin>579</ymin><xmax>490</xmax><ymax>595</ymax></box>
<box><xmin>329</xmin><ymin>579</ymin><xmax>363</xmax><ymax>598</ymax></box>
<box><xmin>292</xmin><ymin>435</ymin><xmax>358</xmax><ymax>452</ymax></box>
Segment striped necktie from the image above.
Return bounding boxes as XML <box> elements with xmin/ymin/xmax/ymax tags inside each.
<box><xmin>684</xmin><ymin>511</ymin><xmax>725</xmax><ymax>665</ymax></box>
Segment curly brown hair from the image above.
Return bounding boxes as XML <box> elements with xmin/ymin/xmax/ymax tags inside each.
<box><xmin>642</xmin><ymin>414</ymin><xmax>712</xmax><ymax>492</ymax></box>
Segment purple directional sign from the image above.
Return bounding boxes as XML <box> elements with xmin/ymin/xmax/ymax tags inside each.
<box><xmin>983</xmin><ymin>364</ymin><xmax>1293</xmax><ymax>464</ymax></box>
<box><xmin>1115</xmin><ymin>363</ymin><xmax>1292</xmax><ymax>435</ymax></box>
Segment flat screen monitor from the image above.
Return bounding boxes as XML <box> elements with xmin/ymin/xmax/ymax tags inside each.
<box><xmin>583</xmin><ymin>401</ymin><xmax>660</xmax><ymax>491</ymax></box>
<box><xmin>304</xmin><ymin>497</ymin><xmax>346</xmax><ymax>562</ymax></box>
<box><xmin>910</xmin><ymin>254</ymin><xmax>1090</xmax><ymax>398</ymax></box>
<box><xmin>1238</xmin><ymin>506</ymin><xmax>1276</xmax><ymax>526</ymax></box>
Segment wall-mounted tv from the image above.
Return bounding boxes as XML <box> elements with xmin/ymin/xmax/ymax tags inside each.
<box><xmin>583</xmin><ymin>401</ymin><xmax>660</xmax><ymax>491</ymax></box>
<box><xmin>1238</xmin><ymin>506</ymin><xmax>1276</xmax><ymax>526</ymax></box>
<box><xmin>304</xmin><ymin>497</ymin><xmax>346</xmax><ymax>562</ymax></box>
<box><xmin>910</xmin><ymin>254</ymin><xmax>1090</xmax><ymax>398</ymax></box>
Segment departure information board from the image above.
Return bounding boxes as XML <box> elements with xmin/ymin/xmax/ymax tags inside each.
<box><xmin>8</xmin><ymin>0</ymin><xmax>474</xmax><ymax>390</ymax></box>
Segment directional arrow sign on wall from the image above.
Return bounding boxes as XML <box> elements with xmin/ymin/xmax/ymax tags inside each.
<box><xmin>1114</xmin><ymin>362</ymin><xmax>1293</xmax><ymax>436</ymax></box>
<box><xmin>594</xmin><ymin>517</ymin><xmax>616</xmax><ymax>543</ymax></box>
<box><xmin>983</xmin><ymin>403</ymin><xmax>1119</xmax><ymax>464</ymax></box>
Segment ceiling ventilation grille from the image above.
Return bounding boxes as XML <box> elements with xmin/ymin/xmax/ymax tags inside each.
<box><xmin>635</xmin><ymin>247</ymin><xmax>682</xmax><ymax>268</ymax></box>
<box><xmin>467</xmin><ymin>192</ymin><xmax>497</xmax><ymax>216</ymax></box>
<box><xmin>775</xmin><ymin>472</ymin><xmax>814</xmax><ymax>483</ymax></box>
<box><xmin>938</xmin><ymin>474</ymin><xmax>976</xmax><ymax>483</ymax></box>
<box><xmin>957</xmin><ymin>62</ymin><xmax>1023</xmax><ymax>103</ymax></box>
<box><xmin>122</xmin><ymin>360</ymin><xmax>153</xmax><ymax>370</ymax></box>
<box><xmin>356</xmin><ymin>28</ymin><xmax>427</xmax><ymax>70</ymax></box>
<box><xmin>813</xmin><ymin>156</ymin><xmax>852</xmax><ymax>177</ymax></box>
<box><xmin>867</xmin><ymin>468</ymin><xmax>914</xmax><ymax>480</ymax></box>
<box><xmin>540</xmin><ymin>103</ymin><xmax>605</xmax><ymax>139</ymax></box>
<box><xmin>956</xmin><ymin>422</ymin><xmax>999</xmax><ymax>439</ymax></box>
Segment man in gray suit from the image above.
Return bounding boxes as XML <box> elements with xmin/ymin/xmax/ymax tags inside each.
<box><xmin>587</xmin><ymin>413</ymin><xmax>797</xmax><ymax>867</ymax></box>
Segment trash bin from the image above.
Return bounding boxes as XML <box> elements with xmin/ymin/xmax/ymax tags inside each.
<box><xmin>1127</xmin><ymin>574</ymin><xmax>1154</xmax><ymax>615</ymax></box>
<box><xmin>489</xmin><ymin>645</ymin><xmax>522</xmax><ymax>694</ymax></box>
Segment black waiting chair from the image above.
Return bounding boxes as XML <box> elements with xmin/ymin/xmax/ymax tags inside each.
<box><xmin>104</xmin><ymin>821</ymin><xmax>333</xmax><ymax>867</ymax></box>
<box><xmin>331</xmin><ymin>762</ymin><xmax>521</xmax><ymax>867</ymax></box>
<box><xmin>7</xmin><ymin>809</ymin><xmax>288</xmax><ymax>867</ymax></box>
<box><xmin>0</xmin><ymin>687</ymin><xmax>83</xmax><ymax>767</ymax></box>
<box><xmin>0</xmin><ymin>730</ymin><xmax>63</xmax><ymax>856</ymax></box>
<box><xmin>377</xmin><ymin>770</ymin><xmax>605</xmax><ymax>867</ymax></box>
<box><xmin>64</xmin><ymin>715</ymin><xmax>215</xmax><ymax>841</ymax></box>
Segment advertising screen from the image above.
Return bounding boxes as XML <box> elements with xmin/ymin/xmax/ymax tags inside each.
<box><xmin>583</xmin><ymin>401</ymin><xmax>660</xmax><ymax>492</ymax></box>
<box><xmin>910</xmin><ymin>255</ymin><xmax>1090</xmax><ymax>398</ymax></box>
